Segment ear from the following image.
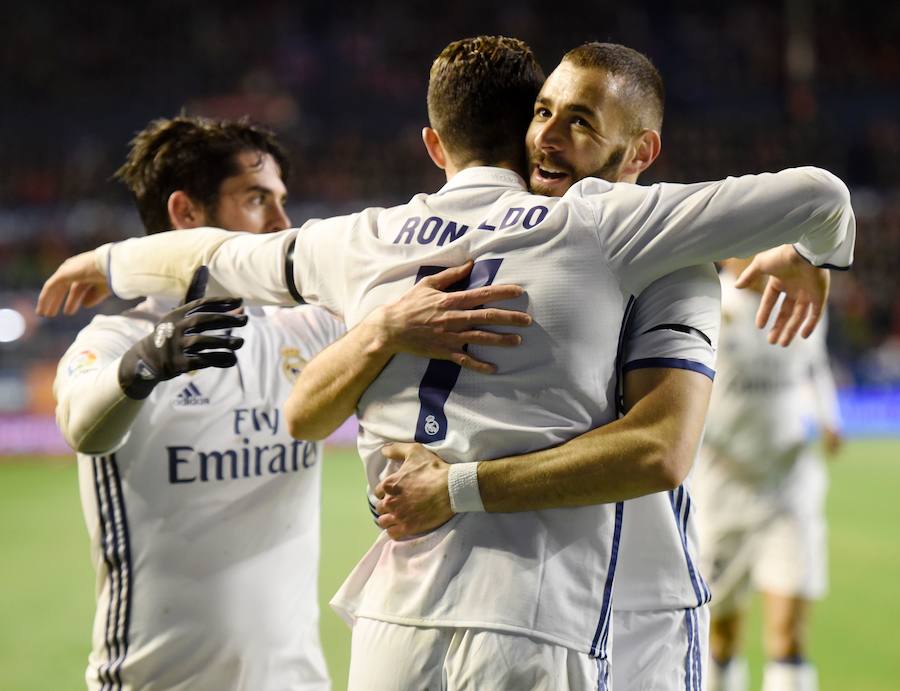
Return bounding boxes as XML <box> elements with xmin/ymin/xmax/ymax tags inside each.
<box><xmin>422</xmin><ymin>127</ymin><xmax>448</xmax><ymax>170</ymax></box>
<box><xmin>621</xmin><ymin>129</ymin><xmax>661</xmax><ymax>178</ymax></box>
<box><xmin>167</xmin><ymin>190</ymin><xmax>207</xmax><ymax>230</ymax></box>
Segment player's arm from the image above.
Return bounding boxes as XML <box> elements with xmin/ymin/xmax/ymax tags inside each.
<box><xmin>56</xmin><ymin>327</ymin><xmax>148</xmax><ymax>455</ymax></box>
<box><xmin>595</xmin><ymin>166</ymin><xmax>855</xmax><ymax>344</ymax></box>
<box><xmin>375</xmin><ymin>265</ymin><xmax>720</xmax><ymax>538</ymax></box>
<box><xmin>375</xmin><ymin>367</ymin><xmax>710</xmax><ymax>537</ymax></box>
<box><xmin>285</xmin><ymin>262</ymin><xmax>531</xmax><ymax>440</ymax></box>
<box><xmin>37</xmin><ymin>226</ymin><xmax>298</xmax><ymax>316</ymax></box>
<box><xmin>56</xmin><ymin>271</ymin><xmax>246</xmax><ymax>454</ymax></box>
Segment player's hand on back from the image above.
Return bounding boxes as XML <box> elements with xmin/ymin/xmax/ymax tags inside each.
<box><xmin>375</xmin><ymin>442</ymin><xmax>453</xmax><ymax>540</ymax></box>
<box><xmin>36</xmin><ymin>249</ymin><xmax>111</xmax><ymax>317</ymax></box>
<box><xmin>367</xmin><ymin>261</ymin><xmax>532</xmax><ymax>374</ymax></box>
<box><xmin>118</xmin><ymin>266</ymin><xmax>248</xmax><ymax>399</ymax></box>
<box><xmin>735</xmin><ymin>244</ymin><xmax>830</xmax><ymax>347</ymax></box>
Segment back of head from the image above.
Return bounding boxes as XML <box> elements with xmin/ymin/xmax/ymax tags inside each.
<box><xmin>115</xmin><ymin>115</ymin><xmax>290</xmax><ymax>234</ymax></box>
<box><xmin>427</xmin><ymin>36</ymin><xmax>545</xmax><ymax>172</ymax></box>
<box><xmin>563</xmin><ymin>42</ymin><xmax>664</xmax><ymax>134</ymax></box>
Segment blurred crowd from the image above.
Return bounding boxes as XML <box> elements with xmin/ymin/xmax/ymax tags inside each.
<box><xmin>1</xmin><ymin>0</ymin><xmax>898</xmax><ymax>417</ymax></box>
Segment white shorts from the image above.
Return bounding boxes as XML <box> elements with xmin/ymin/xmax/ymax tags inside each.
<box><xmin>611</xmin><ymin>607</ymin><xmax>709</xmax><ymax>691</ymax></box>
<box><xmin>347</xmin><ymin>618</ymin><xmax>608</xmax><ymax>691</ymax></box>
<box><xmin>694</xmin><ymin>448</ymin><xmax>828</xmax><ymax>614</ymax></box>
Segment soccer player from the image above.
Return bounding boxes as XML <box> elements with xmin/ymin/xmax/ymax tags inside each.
<box><xmin>696</xmin><ymin>257</ymin><xmax>842</xmax><ymax>691</ymax></box>
<box><xmin>290</xmin><ymin>43</ymin><xmax>723</xmax><ymax>690</ymax></box>
<box><xmin>52</xmin><ymin>115</ymin><xmax>529</xmax><ymax>690</ymax></box>
<box><xmin>39</xmin><ymin>36</ymin><xmax>854</xmax><ymax>690</ymax></box>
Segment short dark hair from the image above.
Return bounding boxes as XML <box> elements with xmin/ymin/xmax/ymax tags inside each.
<box><xmin>427</xmin><ymin>36</ymin><xmax>545</xmax><ymax>170</ymax></box>
<box><xmin>563</xmin><ymin>42</ymin><xmax>664</xmax><ymax>133</ymax></box>
<box><xmin>115</xmin><ymin>115</ymin><xmax>290</xmax><ymax>235</ymax></box>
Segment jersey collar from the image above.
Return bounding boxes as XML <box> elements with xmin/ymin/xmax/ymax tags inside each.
<box><xmin>436</xmin><ymin>166</ymin><xmax>527</xmax><ymax>195</ymax></box>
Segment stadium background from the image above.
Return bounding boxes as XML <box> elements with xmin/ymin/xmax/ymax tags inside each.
<box><xmin>0</xmin><ymin>1</ymin><xmax>897</xmax><ymax>689</ymax></box>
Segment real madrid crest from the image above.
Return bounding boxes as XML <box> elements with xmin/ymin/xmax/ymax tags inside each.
<box><xmin>280</xmin><ymin>347</ymin><xmax>306</xmax><ymax>383</ymax></box>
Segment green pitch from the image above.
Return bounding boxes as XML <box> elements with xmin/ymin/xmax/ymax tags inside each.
<box><xmin>1</xmin><ymin>440</ymin><xmax>898</xmax><ymax>690</ymax></box>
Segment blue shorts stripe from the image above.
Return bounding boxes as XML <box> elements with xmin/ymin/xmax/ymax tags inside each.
<box><xmin>683</xmin><ymin>609</ymin><xmax>694</xmax><ymax>691</ymax></box>
<box><xmin>691</xmin><ymin>609</ymin><xmax>703</xmax><ymax>691</ymax></box>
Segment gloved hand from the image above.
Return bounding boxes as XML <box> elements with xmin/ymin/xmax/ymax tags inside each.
<box><xmin>118</xmin><ymin>267</ymin><xmax>248</xmax><ymax>399</ymax></box>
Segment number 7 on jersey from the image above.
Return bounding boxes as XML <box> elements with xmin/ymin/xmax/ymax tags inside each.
<box><xmin>413</xmin><ymin>258</ymin><xmax>504</xmax><ymax>443</ymax></box>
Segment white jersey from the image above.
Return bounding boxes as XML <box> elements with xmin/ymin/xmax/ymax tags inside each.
<box><xmin>701</xmin><ymin>273</ymin><xmax>840</xmax><ymax>487</ymax></box>
<box><xmin>613</xmin><ymin>264</ymin><xmax>720</xmax><ymax>612</ymax></box>
<box><xmin>101</xmin><ymin>165</ymin><xmax>854</xmax><ymax>658</ymax></box>
<box><xmin>55</xmin><ymin>299</ymin><xmax>344</xmax><ymax>690</ymax></box>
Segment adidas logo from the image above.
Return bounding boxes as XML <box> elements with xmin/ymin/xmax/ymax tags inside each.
<box><xmin>174</xmin><ymin>381</ymin><xmax>211</xmax><ymax>407</ymax></box>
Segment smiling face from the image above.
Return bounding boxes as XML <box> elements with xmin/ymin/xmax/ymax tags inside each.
<box><xmin>204</xmin><ymin>150</ymin><xmax>290</xmax><ymax>234</ymax></box>
<box><xmin>526</xmin><ymin>61</ymin><xmax>635</xmax><ymax>196</ymax></box>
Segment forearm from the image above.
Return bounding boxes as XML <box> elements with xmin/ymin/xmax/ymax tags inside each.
<box><xmin>56</xmin><ymin>359</ymin><xmax>145</xmax><ymax>454</ymax></box>
<box><xmin>285</xmin><ymin>318</ymin><xmax>393</xmax><ymax>440</ymax></box>
<box><xmin>97</xmin><ymin>227</ymin><xmax>298</xmax><ymax>304</ymax></box>
<box><xmin>478</xmin><ymin>369</ymin><xmax>710</xmax><ymax>511</ymax></box>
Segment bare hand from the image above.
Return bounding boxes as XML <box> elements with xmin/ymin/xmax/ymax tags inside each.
<box><xmin>375</xmin><ymin>442</ymin><xmax>453</xmax><ymax>539</ymax></box>
<box><xmin>734</xmin><ymin>245</ymin><xmax>830</xmax><ymax>347</ymax></box>
<box><xmin>822</xmin><ymin>426</ymin><xmax>843</xmax><ymax>457</ymax></box>
<box><xmin>36</xmin><ymin>250</ymin><xmax>110</xmax><ymax>317</ymax></box>
<box><xmin>370</xmin><ymin>261</ymin><xmax>531</xmax><ymax>374</ymax></box>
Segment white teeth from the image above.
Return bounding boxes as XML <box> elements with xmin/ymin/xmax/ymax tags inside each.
<box><xmin>536</xmin><ymin>166</ymin><xmax>566</xmax><ymax>178</ymax></box>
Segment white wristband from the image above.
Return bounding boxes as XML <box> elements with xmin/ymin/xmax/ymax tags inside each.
<box><xmin>447</xmin><ymin>462</ymin><xmax>484</xmax><ymax>513</ymax></box>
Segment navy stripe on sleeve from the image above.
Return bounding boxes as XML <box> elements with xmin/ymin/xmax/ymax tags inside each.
<box><xmin>623</xmin><ymin>357</ymin><xmax>715</xmax><ymax>381</ymax></box>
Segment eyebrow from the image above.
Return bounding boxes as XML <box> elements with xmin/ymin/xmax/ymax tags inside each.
<box><xmin>536</xmin><ymin>96</ymin><xmax>596</xmax><ymax>120</ymax></box>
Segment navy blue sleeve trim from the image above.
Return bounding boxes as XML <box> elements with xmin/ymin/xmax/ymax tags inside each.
<box><xmin>623</xmin><ymin>357</ymin><xmax>715</xmax><ymax>381</ymax></box>
<box><xmin>792</xmin><ymin>244</ymin><xmax>851</xmax><ymax>271</ymax></box>
<box><xmin>284</xmin><ymin>238</ymin><xmax>305</xmax><ymax>304</ymax></box>
<box><xmin>641</xmin><ymin>323</ymin><xmax>712</xmax><ymax>346</ymax></box>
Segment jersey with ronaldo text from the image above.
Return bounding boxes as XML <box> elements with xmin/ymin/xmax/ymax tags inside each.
<box><xmin>101</xmin><ymin>165</ymin><xmax>854</xmax><ymax>657</ymax></box>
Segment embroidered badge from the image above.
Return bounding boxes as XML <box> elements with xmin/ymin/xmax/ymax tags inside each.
<box><xmin>67</xmin><ymin>349</ymin><xmax>99</xmax><ymax>377</ymax></box>
<box><xmin>280</xmin><ymin>347</ymin><xmax>306</xmax><ymax>384</ymax></box>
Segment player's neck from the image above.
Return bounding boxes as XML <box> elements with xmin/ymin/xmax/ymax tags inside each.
<box><xmin>445</xmin><ymin>159</ymin><xmax>525</xmax><ymax>182</ymax></box>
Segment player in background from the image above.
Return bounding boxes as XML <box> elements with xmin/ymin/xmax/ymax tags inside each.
<box><xmin>697</xmin><ymin>257</ymin><xmax>843</xmax><ymax>691</ymax></box>
<box><xmin>288</xmin><ymin>42</ymin><xmax>723</xmax><ymax>690</ymax></box>
<box><xmin>53</xmin><ymin>115</ymin><xmax>528</xmax><ymax>690</ymax></box>
<box><xmin>38</xmin><ymin>36</ymin><xmax>855</xmax><ymax>690</ymax></box>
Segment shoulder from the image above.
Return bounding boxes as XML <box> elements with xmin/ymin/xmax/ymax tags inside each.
<box><xmin>634</xmin><ymin>265</ymin><xmax>721</xmax><ymax>325</ymax></box>
<box><xmin>72</xmin><ymin>310</ymin><xmax>154</xmax><ymax>347</ymax></box>
<box><xmin>260</xmin><ymin>305</ymin><xmax>346</xmax><ymax>350</ymax></box>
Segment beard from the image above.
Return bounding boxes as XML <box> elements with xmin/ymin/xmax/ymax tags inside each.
<box><xmin>586</xmin><ymin>144</ymin><xmax>627</xmax><ymax>183</ymax></box>
<box><xmin>530</xmin><ymin>144</ymin><xmax>628</xmax><ymax>196</ymax></box>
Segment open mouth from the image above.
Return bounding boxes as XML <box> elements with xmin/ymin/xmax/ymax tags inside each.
<box><xmin>533</xmin><ymin>165</ymin><xmax>570</xmax><ymax>184</ymax></box>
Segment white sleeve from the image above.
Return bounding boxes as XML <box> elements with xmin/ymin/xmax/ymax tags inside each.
<box><xmin>623</xmin><ymin>264</ymin><xmax>721</xmax><ymax>380</ymax></box>
<box><xmin>584</xmin><ymin>166</ymin><xmax>855</xmax><ymax>295</ymax></box>
<box><xmin>290</xmin><ymin>212</ymin><xmax>367</xmax><ymax>318</ymax></box>
<box><xmin>98</xmin><ymin>227</ymin><xmax>299</xmax><ymax>305</ymax></box>
<box><xmin>54</xmin><ymin>318</ymin><xmax>147</xmax><ymax>454</ymax></box>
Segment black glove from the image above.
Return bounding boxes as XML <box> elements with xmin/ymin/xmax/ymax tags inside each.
<box><xmin>118</xmin><ymin>267</ymin><xmax>248</xmax><ymax>399</ymax></box>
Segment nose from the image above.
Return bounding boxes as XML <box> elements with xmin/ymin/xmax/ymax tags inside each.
<box><xmin>268</xmin><ymin>202</ymin><xmax>291</xmax><ymax>232</ymax></box>
<box><xmin>533</xmin><ymin>116</ymin><xmax>564</xmax><ymax>152</ymax></box>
